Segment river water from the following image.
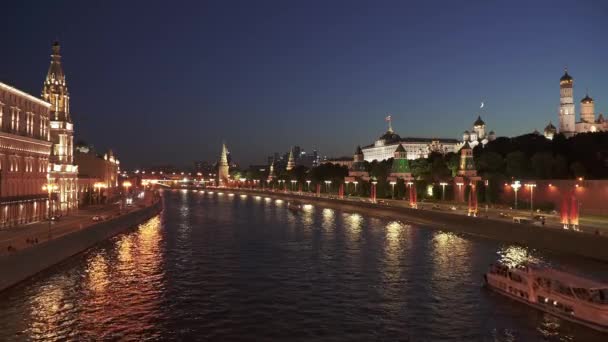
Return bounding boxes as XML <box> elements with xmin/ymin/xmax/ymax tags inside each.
<box><xmin>0</xmin><ymin>190</ymin><xmax>607</xmax><ymax>341</ymax></box>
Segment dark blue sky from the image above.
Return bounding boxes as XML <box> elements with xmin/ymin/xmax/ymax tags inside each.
<box><xmin>3</xmin><ymin>0</ymin><xmax>608</xmax><ymax>168</ymax></box>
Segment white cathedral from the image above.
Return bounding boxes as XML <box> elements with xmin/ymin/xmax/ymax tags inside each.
<box><xmin>457</xmin><ymin>115</ymin><xmax>496</xmax><ymax>150</ymax></box>
<box><xmin>544</xmin><ymin>68</ymin><xmax>607</xmax><ymax>139</ymax></box>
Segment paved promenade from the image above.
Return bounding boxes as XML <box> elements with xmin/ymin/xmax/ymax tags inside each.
<box><xmin>0</xmin><ymin>199</ymin><xmax>151</xmax><ymax>257</ymax></box>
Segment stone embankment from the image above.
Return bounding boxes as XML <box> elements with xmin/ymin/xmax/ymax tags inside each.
<box><xmin>237</xmin><ymin>189</ymin><xmax>608</xmax><ymax>262</ymax></box>
<box><xmin>0</xmin><ymin>201</ymin><xmax>162</xmax><ymax>292</ymax></box>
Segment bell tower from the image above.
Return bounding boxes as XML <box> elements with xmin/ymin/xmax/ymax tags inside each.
<box><xmin>41</xmin><ymin>41</ymin><xmax>78</xmax><ymax>214</ymax></box>
<box><xmin>559</xmin><ymin>68</ymin><xmax>576</xmax><ymax>137</ymax></box>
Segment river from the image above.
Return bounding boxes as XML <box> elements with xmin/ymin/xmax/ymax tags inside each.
<box><xmin>0</xmin><ymin>189</ymin><xmax>606</xmax><ymax>341</ymax></box>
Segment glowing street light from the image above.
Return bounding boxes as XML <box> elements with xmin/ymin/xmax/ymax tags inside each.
<box><xmin>324</xmin><ymin>180</ymin><xmax>332</xmax><ymax>193</ymax></box>
<box><xmin>525</xmin><ymin>183</ymin><xmax>537</xmax><ymax>214</ymax></box>
<box><xmin>439</xmin><ymin>182</ymin><xmax>448</xmax><ymax>201</ymax></box>
<box><xmin>306</xmin><ymin>180</ymin><xmax>311</xmax><ymax>191</ymax></box>
<box><xmin>94</xmin><ymin>182</ymin><xmax>107</xmax><ymax>204</ymax></box>
<box><xmin>511</xmin><ymin>180</ymin><xmax>521</xmax><ymax>209</ymax></box>
<box><xmin>389</xmin><ymin>181</ymin><xmax>396</xmax><ymax>199</ymax></box>
<box><xmin>42</xmin><ymin>182</ymin><xmax>59</xmax><ymax>239</ymax></box>
<box><xmin>353</xmin><ymin>181</ymin><xmax>358</xmax><ymax>193</ymax></box>
<box><xmin>291</xmin><ymin>180</ymin><xmax>297</xmax><ymax>191</ymax></box>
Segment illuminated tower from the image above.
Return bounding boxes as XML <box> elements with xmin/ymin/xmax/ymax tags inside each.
<box><xmin>41</xmin><ymin>41</ymin><xmax>78</xmax><ymax>214</ymax></box>
<box><xmin>457</xmin><ymin>142</ymin><xmax>476</xmax><ymax>177</ymax></box>
<box><xmin>267</xmin><ymin>159</ymin><xmax>276</xmax><ymax>182</ymax></box>
<box><xmin>218</xmin><ymin>143</ymin><xmax>229</xmax><ymax>185</ymax></box>
<box><xmin>580</xmin><ymin>93</ymin><xmax>595</xmax><ymax>124</ymax></box>
<box><xmin>286</xmin><ymin>148</ymin><xmax>295</xmax><ymax>171</ymax></box>
<box><xmin>559</xmin><ymin>68</ymin><xmax>575</xmax><ymax>137</ymax></box>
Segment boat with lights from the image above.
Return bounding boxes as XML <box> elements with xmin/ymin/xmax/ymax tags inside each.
<box><xmin>287</xmin><ymin>201</ymin><xmax>304</xmax><ymax>213</ymax></box>
<box><xmin>484</xmin><ymin>262</ymin><xmax>608</xmax><ymax>332</ymax></box>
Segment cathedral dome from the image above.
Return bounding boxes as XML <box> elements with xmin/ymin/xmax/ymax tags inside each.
<box><xmin>544</xmin><ymin>122</ymin><xmax>557</xmax><ymax>132</ymax></box>
<box><xmin>581</xmin><ymin>94</ymin><xmax>593</xmax><ymax>103</ymax></box>
<box><xmin>473</xmin><ymin>116</ymin><xmax>485</xmax><ymax>126</ymax></box>
<box><xmin>379</xmin><ymin>131</ymin><xmax>401</xmax><ymax>144</ymax></box>
<box><xmin>560</xmin><ymin>70</ymin><xmax>573</xmax><ymax>83</ymax></box>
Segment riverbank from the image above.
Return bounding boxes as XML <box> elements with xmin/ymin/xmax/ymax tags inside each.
<box><xmin>0</xmin><ymin>200</ymin><xmax>162</xmax><ymax>292</ymax></box>
<box><xmin>230</xmin><ymin>188</ymin><xmax>608</xmax><ymax>262</ymax></box>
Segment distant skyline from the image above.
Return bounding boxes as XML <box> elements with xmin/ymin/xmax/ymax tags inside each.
<box><xmin>2</xmin><ymin>0</ymin><xmax>608</xmax><ymax>168</ymax></box>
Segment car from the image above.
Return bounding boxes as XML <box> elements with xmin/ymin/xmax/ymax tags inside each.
<box><xmin>533</xmin><ymin>215</ymin><xmax>546</xmax><ymax>221</ymax></box>
<box><xmin>449</xmin><ymin>206</ymin><xmax>457</xmax><ymax>211</ymax></box>
<box><xmin>50</xmin><ymin>215</ymin><xmax>60</xmax><ymax>221</ymax></box>
<box><xmin>92</xmin><ymin>215</ymin><xmax>102</xmax><ymax>222</ymax></box>
<box><xmin>431</xmin><ymin>204</ymin><xmax>442</xmax><ymax>210</ymax></box>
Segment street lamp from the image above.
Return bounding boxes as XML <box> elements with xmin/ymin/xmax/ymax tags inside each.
<box><xmin>122</xmin><ymin>181</ymin><xmax>132</xmax><ymax>209</ymax></box>
<box><xmin>389</xmin><ymin>181</ymin><xmax>396</xmax><ymax>199</ymax></box>
<box><xmin>353</xmin><ymin>181</ymin><xmax>358</xmax><ymax>194</ymax></box>
<box><xmin>439</xmin><ymin>182</ymin><xmax>448</xmax><ymax>201</ymax></box>
<box><xmin>525</xmin><ymin>183</ymin><xmax>536</xmax><ymax>214</ymax></box>
<box><xmin>324</xmin><ymin>180</ymin><xmax>332</xmax><ymax>194</ymax></box>
<box><xmin>511</xmin><ymin>180</ymin><xmax>521</xmax><ymax>210</ymax></box>
<box><xmin>42</xmin><ymin>183</ymin><xmax>58</xmax><ymax>239</ymax></box>
<box><xmin>94</xmin><ymin>182</ymin><xmax>106</xmax><ymax>204</ymax></box>
<box><xmin>291</xmin><ymin>180</ymin><xmax>296</xmax><ymax>192</ymax></box>
<box><xmin>306</xmin><ymin>180</ymin><xmax>311</xmax><ymax>192</ymax></box>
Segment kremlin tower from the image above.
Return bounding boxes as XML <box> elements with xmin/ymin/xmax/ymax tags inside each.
<box><xmin>218</xmin><ymin>143</ymin><xmax>229</xmax><ymax>185</ymax></box>
<box><xmin>558</xmin><ymin>68</ymin><xmax>576</xmax><ymax>137</ymax></box>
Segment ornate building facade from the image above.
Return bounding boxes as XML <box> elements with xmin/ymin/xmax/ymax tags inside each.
<box><xmin>361</xmin><ymin>119</ymin><xmax>459</xmax><ymax>162</ymax></box>
<box><xmin>457</xmin><ymin>115</ymin><xmax>496</xmax><ymax>149</ymax></box>
<box><xmin>551</xmin><ymin>68</ymin><xmax>608</xmax><ymax>138</ymax></box>
<box><xmin>75</xmin><ymin>145</ymin><xmax>120</xmax><ymax>205</ymax></box>
<box><xmin>41</xmin><ymin>42</ymin><xmax>78</xmax><ymax>214</ymax></box>
<box><xmin>0</xmin><ymin>82</ymin><xmax>53</xmax><ymax>227</ymax></box>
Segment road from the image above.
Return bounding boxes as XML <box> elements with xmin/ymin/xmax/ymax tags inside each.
<box><xmin>217</xmin><ymin>187</ymin><xmax>608</xmax><ymax>235</ymax></box>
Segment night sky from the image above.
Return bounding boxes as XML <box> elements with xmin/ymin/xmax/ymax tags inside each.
<box><xmin>3</xmin><ymin>0</ymin><xmax>608</xmax><ymax>168</ymax></box>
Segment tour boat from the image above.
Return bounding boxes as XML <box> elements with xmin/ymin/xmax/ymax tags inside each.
<box><xmin>287</xmin><ymin>201</ymin><xmax>304</xmax><ymax>213</ymax></box>
<box><xmin>484</xmin><ymin>262</ymin><xmax>608</xmax><ymax>332</ymax></box>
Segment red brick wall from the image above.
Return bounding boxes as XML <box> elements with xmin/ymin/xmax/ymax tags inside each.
<box><xmin>500</xmin><ymin>179</ymin><xmax>608</xmax><ymax>216</ymax></box>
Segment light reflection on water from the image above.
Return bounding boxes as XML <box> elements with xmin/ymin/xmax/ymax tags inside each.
<box><xmin>0</xmin><ymin>193</ymin><xmax>607</xmax><ymax>341</ymax></box>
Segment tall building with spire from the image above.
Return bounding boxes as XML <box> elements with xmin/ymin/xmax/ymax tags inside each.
<box><xmin>545</xmin><ymin>68</ymin><xmax>607</xmax><ymax>138</ymax></box>
<box><xmin>267</xmin><ymin>159</ymin><xmax>276</xmax><ymax>182</ymax></box>
<box><xmin>286</xmin><ymin>148</ymin><xmax>295</xmax><ymax>171</ymax></box>
<box><xmin>558</xmin><ymin>68</ymin><xmax>576</xmax><ymax>137</ymax></box>
<box><xmin>41</xmin><ymin>42</ymin><xmax>78</xmax><ymax>214</ymax></box>
<box><xmin>218</xmin><ymin>142</ymin><xmax>229</xmax><ymax>185</ymax></box>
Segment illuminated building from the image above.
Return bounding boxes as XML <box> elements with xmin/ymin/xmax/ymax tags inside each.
<box><xmin>41</xmin><ymin>42</ymin><xmax>78</xmax><ymax>214</ymax></box>
<box><xmin>75</xmin><ymin>144</ymin><xmax>120</xmax><ymax>204</ymax></box>
<box><xmin>457</xmin><ymin>115</ymin><xmax>496</xmax><ymax>149</ymax></box>
<box><xmin>286</xmin><ymin>148</ymin><xmax>295</xmax><ymax>171</ymax></box>
<box><xmin>551</xmin><ymin>68</ymin><xmax>608</xmax><ymax>137</ymax></box>
<box><xmin>361</xmin><ymin>117</ymin><xmax>459</xmax><ymax>162</ymax></box>
<box><xmin>0</xmin><ymin>82</ymin><xmax>53</xmax><ymax>226</ymax></box>
<box><xmin>218</xmin><ymin>142</ymin><xmax>229</xmax><ymax>185</ymax></box>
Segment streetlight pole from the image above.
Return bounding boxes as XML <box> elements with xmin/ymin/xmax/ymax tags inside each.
<box><xmin>511</xmin><ymin>180</ymin><xmax>521</xmax><ymax>210</ymax></box>
<box><xmin>525</xmin><ymin>183</ymin><xmax>536</xmax><ymax>215</ymax></box>
<box><xmin>122</xmin><ymin>181</ymin><xmax>132</xmax><ymax>210</ymax></box>
<box><xmin>353</xmin><ymin>181</ymin><xmax>358</xmax><ymax>195</ymax></box>
<box><xmin>42</xmin><ymin>183</ymin><xmax>58</xmax><ymax>240</ymax></box>
<box><xmin>390</xmin><ymin>181</ymin><xmax>396</xmax><ymax>199</ymax></box>
<box><xmin>306</xmin><ymin>180</ymin><xmax>311</xmax><ymax>192</ymax></box>
<box><xmin>440</xmin><ymin>182</ymin><xmax>448</xmax><ymax>201</ymax></box>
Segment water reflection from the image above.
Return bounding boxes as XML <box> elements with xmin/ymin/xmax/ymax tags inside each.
<box><xmin>1</xmin><ymin>194</ymin><xmax>607</xmax><ymax>341</ymax></box>
<box><xmin>497</xmin><ymin>245</ymin><xmax>542</xmax><ymax>268</ymax></box>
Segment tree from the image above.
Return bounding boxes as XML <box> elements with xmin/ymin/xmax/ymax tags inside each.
<box><xmin>570</xmin><ymin>161</ymin><xmax>586</xmax><ymax>178</ymax></box>
<box><xmin>476</xmin><ymin>151</ymin><xmax>504</xmax><ymax>175</ymax></box>
<box><xmin>530</xmin><ymin>152</ymin><xmax>554</xmax><ymax>179</ymax></box>
<box><xmin>505</xmin><ymin>151</ymin><xmax>527</xmax><ymax>178</ymax></box>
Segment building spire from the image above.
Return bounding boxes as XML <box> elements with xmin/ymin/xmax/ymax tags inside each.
<box><xmin>42</xmin><ymin>41</ymin><xmax>70</xmax><ymax>122</ymax></box>
<box><xmin>286</xmin><ymin>147</ymin><xmax>295</xmax><ymax>171</ymax></box>
<box><xmin>218</xmin><ymin>142</ymin><xmax>230</xmax><ymax>185</ymax></box>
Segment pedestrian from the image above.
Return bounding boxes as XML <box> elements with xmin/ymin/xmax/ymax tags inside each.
<box><xmin>541</xmin><ymin>217</ymin><xmax>546</xmax><ymax>227</ymax></box>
